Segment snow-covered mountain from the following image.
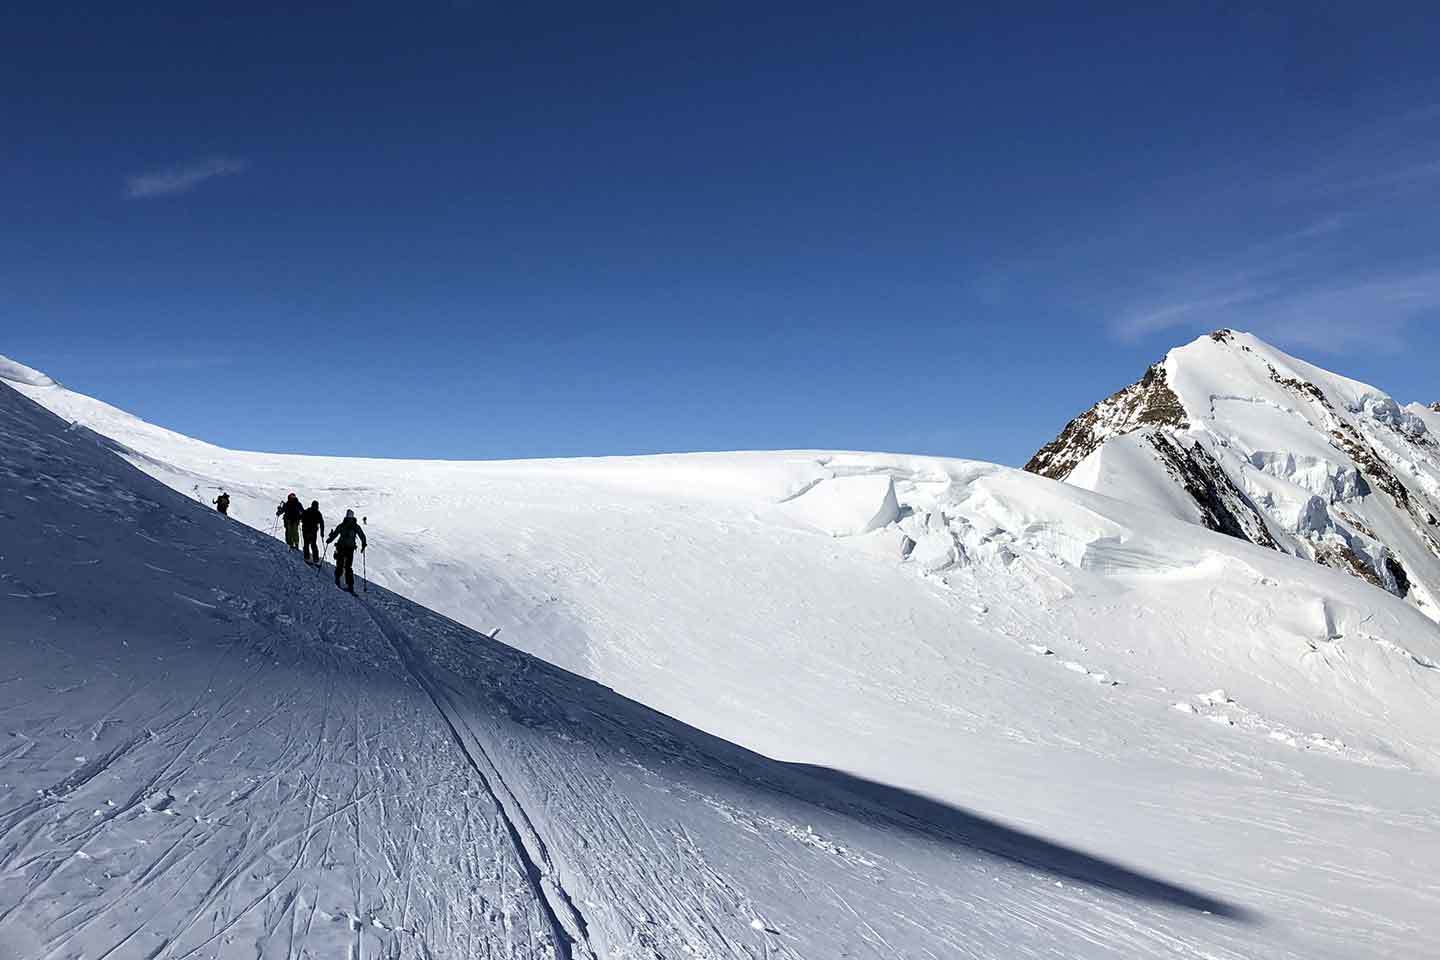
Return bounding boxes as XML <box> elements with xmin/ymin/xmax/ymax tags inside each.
<box><xmin>1027</xmin><ymin>329</ymin><xmax>1440</xmax><ymax>619</ymax></box>
<box><xmin>5</xmin><ymin>347</ymin><xmax>1440</xmax><ymax>957</ymax></box>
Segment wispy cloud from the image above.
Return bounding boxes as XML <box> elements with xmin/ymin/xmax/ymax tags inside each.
<box><xmin>1116</xmin><ymin>266</ymin><xmax>1440</xmax><ymax>352</ymax></box>
<box><xmin>1111</xmin><ymin>217</ymin><xmax>1338</xmax><ymax>341</ymax></box>
<box><xmin>125</xmin><ymin>156</ymin><xmax>248</xmax><ymax>198</ymax></box>
<box><xmin>1115</xmin><ymin>286</ymin><xmax>1274</xmax><ymax>341</ymax></box>
<box><xmin>1100</xmin><ymin>105</ymin><xmax>1440</xmax><ymax>352</ymax></box>
<box><xmin>1261</xmin><ymin>272</ymin><xmax>1440</xmax><ymax>350</ymax></box>
<box><xmin>1280</xmin><ymin>105</ymin><xmax>1440</xmax><ymax>200</ymax></box>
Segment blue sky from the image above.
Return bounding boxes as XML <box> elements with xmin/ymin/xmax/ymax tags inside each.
<box><xmin>5</xmin><ymin>3</ymin><xmax>1440</xmax><ymax>464</ymax></box>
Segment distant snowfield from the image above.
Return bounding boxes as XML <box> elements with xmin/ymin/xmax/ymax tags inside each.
<box><xmin>4</xmin><ymin>350</ymin><xmax>1440</xmax><ymax>957</ymax></box>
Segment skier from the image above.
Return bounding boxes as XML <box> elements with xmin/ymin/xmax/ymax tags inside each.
<box><xmin>213</xmin><ymin>491</ymin><xmax>230</xmax><ymax>515</ymax></box>
<box><xmin>301</xmin><ymin>499</ymin><xmax>325</xmax><ymax>565</ymax></box>
<box><xmin>326</xmin><ymin>509</ymin><xmax>367</xmax><ymax>593</ymax></box>
<box><xmin>275</xmin><ymin>493</ymin><xmax>304</xmax><ymax>551</ymax></box>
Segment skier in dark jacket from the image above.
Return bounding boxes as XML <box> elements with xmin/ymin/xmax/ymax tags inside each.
<box><xmin>326</xmin><ymin>509</ymin><xmax>367</xmax><ymax>592</ymax></box>
<box><xmin>276</xmin><ymin>493</ymin><xmax>303</xmax><ymax>550</ymax></box>
<box><xmin>300</xmin><ymin>500</ymin><xmax>325</xmax><ymax>565</ymax></box>
<box><xmin>213</xmin><ymin>492</ymin><xmax>230</xmax><ymax>515</ymax></box>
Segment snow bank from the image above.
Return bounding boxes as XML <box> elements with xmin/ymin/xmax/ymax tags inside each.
<box><xmin>780</xmin><ymin>473</ymin><xmax>899</xmax><ymax>536</ymax></box>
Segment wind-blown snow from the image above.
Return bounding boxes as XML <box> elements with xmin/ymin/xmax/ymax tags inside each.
<box><xmin>5</xmin><ymin>351</ymin><xmax>1440</xmax><ymax>957</ymax></box>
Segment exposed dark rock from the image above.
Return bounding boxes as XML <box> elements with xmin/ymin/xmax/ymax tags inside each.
<box><xmin>1025</xmin><ymin>363</ymin><xmax>1187</xmax><ymax>480</ymax></box>
<box><xmin>1316</xmin><ymin>544</ymin><xmax>1388</xmax><ymax>591</ymax></box>
<box><xmin>1265</xmin><ymin>365</ymin><xmax>1329</xmax><ymax>407</ymax></box>
<box><xmin>1328</xmin><ymin>423</ymin><xmax>1440</xmax><ymax>554</ymax></box>
<box><xmin>1330</xmin><ymin>428</ymin><xmax>1412</xmax><ymax>510</ymax></box>
<box><xmin>1338</xmin><ymin>509</ymin><xmax>1377</xmax><ymax>541</ymax></box>
<box><xmin>1146</xmin><ymin>433</ymin><xmax>1278</xmax><ymax>548</ymax></box>
<box><xmin>1314</xmin><ymin>545</ymin><xmax>1411</xmax><ymax>599</ymax></box>
<box><xmin>1386</xmin><ymin>554</ymin><xmax>1412</xmax><ymax>598</ymax></box>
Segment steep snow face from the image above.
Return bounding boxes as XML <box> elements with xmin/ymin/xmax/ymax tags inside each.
<box><xmin>1028</xmin><ymin>331</ymin><xmax>1440</xmax><ymax>619</ymax></box>
<box><xmin>8</xmin><ymin>356</ymin><xmax>1440</xmax><ymax>955</ymax></box>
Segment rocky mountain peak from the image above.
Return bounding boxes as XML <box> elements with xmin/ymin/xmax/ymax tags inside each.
<box><xmin>1025</xmin><ymin>330</ymin><xmax>1440</xmax><ymax>617</ymax></box>
<box><xmin>1024</xmin><ymin>362</ymin><xmax>1186</xmax><ymax>481</ymax></box>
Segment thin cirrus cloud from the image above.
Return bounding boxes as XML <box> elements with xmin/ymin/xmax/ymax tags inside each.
<box><xmin>1102</xmin><ymin>108</ymin><xmax>1440</xmax><ymax>352</ymax></box>
<box><xmin>125</xmin><ymin>156</ymin><xmax>248</xmax><ymax>198</ymax></box>
<box><xmin>1116</xmin><ymin>266</ymin><xmax>1440</xmax><ymax>352</ymax></box>
<box><xmin>1109</xmin><ymin>205</ymin><xmax>1440</xmax><ymax>352</ymax></box>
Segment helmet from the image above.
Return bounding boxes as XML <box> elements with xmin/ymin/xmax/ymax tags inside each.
<box><xmin>311</xmin><ymin>500</ymin><xmax>319</xmax><ymax>508</ymax></box>
<box><xmin>346</xmin><ymin>509</ymin><xmax>355</xmax><ymax>519</ymax></box>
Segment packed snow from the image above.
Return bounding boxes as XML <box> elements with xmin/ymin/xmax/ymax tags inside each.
<box><xmin>4</xmin><ymin>344</ymin><xmax>1440</xmax><ymax>958</ymax></box>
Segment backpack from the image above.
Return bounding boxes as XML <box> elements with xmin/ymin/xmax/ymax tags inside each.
<box><xmin>332</xmin><ymin>518</ymin><xmax>362</xmax><ymax>550</ymax></box>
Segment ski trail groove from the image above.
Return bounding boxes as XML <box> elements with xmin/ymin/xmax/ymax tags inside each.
<box><xmin>358</xmin><ymin>595</ymin><xmax>596</xmax><ymax>960</ymax></box>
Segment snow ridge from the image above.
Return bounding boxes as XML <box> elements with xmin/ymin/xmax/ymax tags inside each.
<box><xmin>0</xmin><ymin>353</ymin><xmax>55</xmax><ymax>387</ymax></box>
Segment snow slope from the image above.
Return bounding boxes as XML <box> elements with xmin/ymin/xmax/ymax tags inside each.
<box><xmin>6</xmin><ymin>355</ymin><xmax>1440</xmax><ymax>956</ymax></box>
<box><xmin>1029</xmin><ymin>330</ymin><xmax>1440</xmax><ymax>621</ymax></box>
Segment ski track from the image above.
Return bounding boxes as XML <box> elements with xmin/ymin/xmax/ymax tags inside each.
<box><xmin>357</xmin><ymin>595</ymin><xmax>592</xmax><ymax>960</ymax></box>
<box><xmin>0</xmin><ymin>473</ymin><xmax>559</xmax><ymax>954</ymax></box>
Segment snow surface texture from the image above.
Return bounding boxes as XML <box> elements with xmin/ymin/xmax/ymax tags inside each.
<box><xmin>4</xmin><ymin>346</ymin><xmax>1440</xmax><ymax>957</ymax></box>
<box><xmin>1028</xmin><ymin>329</ymin><xmax>1440</xmax><ymax>620</ymax></box>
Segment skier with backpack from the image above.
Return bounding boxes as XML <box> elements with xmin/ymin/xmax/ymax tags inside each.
<box><xmin>301</xmin><ymin>500</ymin><xmax>325</xmax><ymax>565</ymax></box>
<box><xmin>213</xmin><ymin>491</ymin><xmax>230</xmax><ymax>515</ymax></box>
<box><xmin>275</xmin><ymin>493</ymin><xmax>304</xmax><ymax>550</ymax></box>
<box><xmin>326</xmin><ymin>509</ymin><xmax>367</xmax><ymax>593</ymax></box>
